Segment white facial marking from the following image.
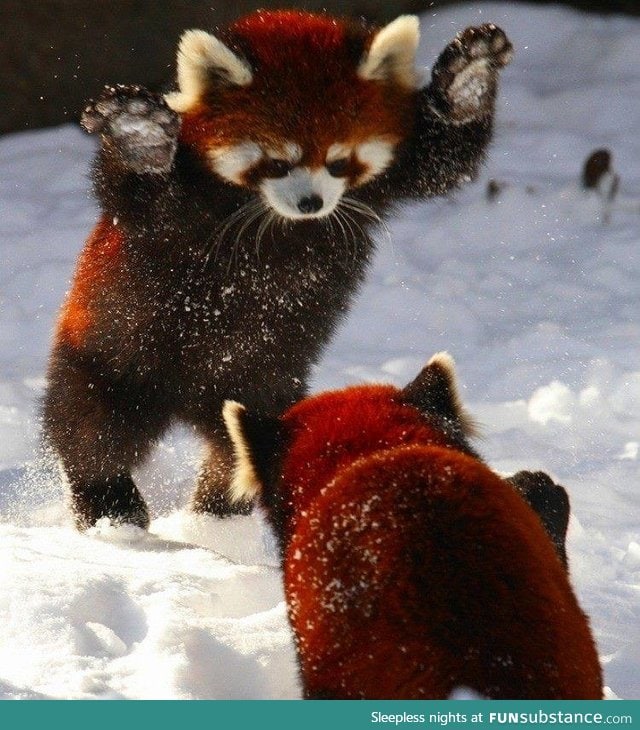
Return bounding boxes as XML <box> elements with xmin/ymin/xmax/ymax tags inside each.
<box><xmin>355</xmin><ymin>138</ymin><xmax>395</xmax><ymax>182</ymax></box>
<box><xmin>266</xmin><ymin>142</ymin><xmax>303</xmax><ymax>163</ymax></box>
<box><xmin>326</xmin><ymin>143</ymin><xmax>351</xmax><ymax>163</ymax></box>
<box><xmin>208</xmin><ymin>142</ymin><xmax>262</xmax><ymax>184</ymax></box>
<box><xmin>260</xmin><ymin>167</ymin><xmax>346</xmax><ymax>220</ymax></box>
<box><xmin>209</xmin><ymin>137</ymin><xmax>395</xmax><ymax>210</ymax></box>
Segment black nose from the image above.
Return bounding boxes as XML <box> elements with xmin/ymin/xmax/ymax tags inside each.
<box><xmin>297</xmin><ymin>194</ymin><xmax>323</xmax><ymax>214</ymax></box>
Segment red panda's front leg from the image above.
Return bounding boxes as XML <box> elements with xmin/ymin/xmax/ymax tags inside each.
<box><xmin>388</xmin><ymin>25</ymin><xmax>513</xmax><ymax>200</ymax></box>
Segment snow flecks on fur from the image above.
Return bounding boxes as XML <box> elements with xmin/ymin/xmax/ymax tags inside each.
<box><xmin>449</xmin><ymin>60</ymin><xmax>491</xmax><ymax>113</ymax></box>
<box><xmin>268</xmin><ymin>375</ymin><xmax>601</xmax><ymax>698</ymax></box>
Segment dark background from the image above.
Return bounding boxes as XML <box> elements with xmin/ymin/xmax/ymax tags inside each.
<box><xmin>2</xmin><ymin>0</ymin><xmax>638</xmax><ymax>136</ymax></box>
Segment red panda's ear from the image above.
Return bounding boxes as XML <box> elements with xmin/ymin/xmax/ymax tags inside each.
<box><xmin>401</xmin><ymin>352</ymin><xmax>478</xmax><ymax>438</ymax></box>
<box><xmin>222</xmin><ymin>401</ymin><xmax>282</xmax><ymax>504</ymax></box>
<box><xmin>358</xmin><ymin>15</ymin><xmax>420</xmax><ymax>89</ymax></box>
<box><xmin>165</xmin><ymin>30</ymin><xmax>253</xmax><ymax>112</ymax></box>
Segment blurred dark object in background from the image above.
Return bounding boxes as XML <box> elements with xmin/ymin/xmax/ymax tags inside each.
<box><xmin>2</xmin><ymin>0</ymin><xmax>638</xmax><ymax>136</ymax></box>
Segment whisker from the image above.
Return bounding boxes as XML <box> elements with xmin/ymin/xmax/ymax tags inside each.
<box><xmin>341</xmin><ymin>196</ymin><xmax>386</xmax><ymax>226</ymax></box>
<box><xmin>338</xmin><ymin>202</ymin><xmax>370</xmax><ymax>256</ymax></box>
<box><xmin>341</xmin><ymin>195</ymin><xmax>393</xmax><ymax>253</ymax></box>
<box><xmin>226</xmin><ymin>201</ymin><xmax>268</xmax><ymax>275</ymax></box>
<box><xmin>325</xmin><ymin>210</ymin><xmax>336</xmax><ymax>242</ymax></box>
<box><xmin>255</xmin><ymin>210</ymin><xmax>277</xmax><ymax>263</ymax></box>
<box><xmin>201</xmin><ymin>198</ymin><xmax>267</xmax><ymax>274</ymax></box>
<box><xmin>209</xmin><ymin>203</ymin><xmax>256</xmax><ymax>255</ymax></box>
<box><xmin>335</xmin><ymin>207</ymin><xmax>360</xmax><ymax>265</ymax></box>
<box><xmin>329</xmin><ymin>208</ymin><xmax>353</xmax><ymax>267</ymax></box>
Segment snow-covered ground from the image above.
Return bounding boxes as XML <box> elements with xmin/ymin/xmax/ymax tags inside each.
<box><xmin>1</xmin><ymin>1</ymin><xmax>638</xmax><ymax>700</ymax></box>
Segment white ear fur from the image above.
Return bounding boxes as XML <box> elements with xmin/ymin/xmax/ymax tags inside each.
<box><xmin>425</xmin><ymin>351</ymin><xmax>478</xmax><ymax>438</ymax></box>
<box><xmin>427</xmin><ymin>351</ymin><xmax>457</xmax><ymax>377</ymax></box>
<box><xmin>222</xmin><ymin>400</ymin><xmax>263</xmax><ymax>503</ymax></box>
<box><xmin>357</xmin><ymin>15</ymin><xmax>420</xmax><ymax>89</ymax></box>
<box><xmin>165</xmin><ymin>29</ymin><xmax>253</xmax><ymax>112</ymax></box>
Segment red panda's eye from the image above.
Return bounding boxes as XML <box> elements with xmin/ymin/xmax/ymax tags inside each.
<box><xmin>326</xmin><ymin>158</ymin><xmax>350</xmax><ymax>177</ymax></box>
<box><xmin>266</xmin><ymin>159</ymin><xmax>294</xmax><ymax>178</ymax></box>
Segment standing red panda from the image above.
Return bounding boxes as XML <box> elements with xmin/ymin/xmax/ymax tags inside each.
<box><xmin>223</xmin><ymin>353</ymin><xmax>603</xmax><ymax>699</ymax></box>
<box><xmin>43</xmin><ymin>11</ymin><xmax>513</xmax><ymax>529</ymax></box>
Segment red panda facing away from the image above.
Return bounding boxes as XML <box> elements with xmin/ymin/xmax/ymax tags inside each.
<box><xmin>43</xmin><ymin>11</ymin><xmax>514</xmax><ymax>529</ymax></box>
<box><xmin>224</xmin><ymin>353</ymin><xmax>603</xmax><ymax>700</ymax></box>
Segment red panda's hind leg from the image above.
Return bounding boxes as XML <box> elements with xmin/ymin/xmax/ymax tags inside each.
<box><xmin>43</xmin><ymin>345</ymin><xmax>170</xmax><ymax>530</ymax></box>
<box><xmin>68</xmin><ymin>474</ymin><xmax>150</xmax><ymax>532</ymax></box>
<box><xmin>190</xmin><ymin>435</ymin><xmax>253</xmax><ymax>518</ymax></box>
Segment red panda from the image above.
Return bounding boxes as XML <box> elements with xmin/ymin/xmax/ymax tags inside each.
<box><xmin>223</xmin><ymin>353</ymin><xmax>603</xmax><ymax>699</ymax></box>
<box><xmin>43</xmin><ymin>11</ymin><xmax>513</xmax><ymax>529</ymax></box>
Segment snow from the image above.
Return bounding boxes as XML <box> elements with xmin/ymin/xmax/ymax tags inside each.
<box><xmin>0</xmin><ymin>1</ymin><xmax>639</xmax><ymax>700</ymax></box>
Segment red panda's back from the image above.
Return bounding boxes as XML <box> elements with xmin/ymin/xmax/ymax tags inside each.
<box><xmin>285</xmin><ymin>443</ymin><xmax>602</xmax><ymax>699</ymax></box>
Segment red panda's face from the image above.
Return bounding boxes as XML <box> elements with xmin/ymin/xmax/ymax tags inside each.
<box><xmin>205</xmin><ymin>138</ymin><xmax>398</xmax><ymax>221</ymax></box>
<box><xmin>167</xmin><ymin>11</ymin><xmax>421</xmax><ymax>220</ymax></box>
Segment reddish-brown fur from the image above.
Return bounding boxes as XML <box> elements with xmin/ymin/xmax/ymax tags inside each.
<box><xmin>229</xmin><ymin>378</ymin><xmax>603</xmax><ymax>699</ymax></box>
<box><xmin>58</xmin><ymin>217</ymin><xmax>123</xmax><ymax>348</ymax></box>
<box><xmin>180</xmin><ymin>11</ymin><xmax>413</xmax><ymax>175</ymax></box>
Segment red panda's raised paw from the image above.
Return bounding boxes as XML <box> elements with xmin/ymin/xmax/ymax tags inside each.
<box><xmin>81</xmin><ymin>85</ymin><xmax>181</xmax><ymax>175</ymax></box>
<box><xmin>429</xmin><ymin>24</ymin><xmax>513</xmax><ymax>124</ymax></box>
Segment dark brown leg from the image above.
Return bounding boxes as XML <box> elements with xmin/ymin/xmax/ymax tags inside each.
<box><xmin>68</xmin><ymin>474</ymin><xmax>150</xmax><ymax>531</ymax></box>
<box><xmin>190</xmin><ymin>432</ymin><xmax>253</xmax><ymax>517</ymax></box>
<box><xmin>43</xmin><ymin>345</ymin><xmax>169</xmax><ymax>530</ymax></box>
